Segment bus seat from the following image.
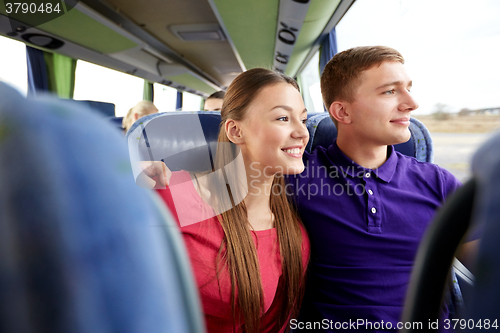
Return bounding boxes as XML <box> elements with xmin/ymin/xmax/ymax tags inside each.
<box><xmin>0</xmin><ymin>83</ymin><xmax>205</xmax><ymax>333</ymax></box>
<box><xmin>465</xmin><ymin>131</ymin><xmax>500</xmax><ymax>325</ymax></box>
<box><xmin>305</xmin><ymin>113</ymin><xmax>434</xmax><ymax>163</ymax></box>
<box><xmin>126</xmin><ymin>111</ymin><xmax>221</xmax><ymax>173</ymax></box>
<box><xmin>108</xmin><ymin>116</ymin><xmax>125</xmax><ymax>132</ymax></box>
<box><xmin>58</xmin><ymin>99</ymin><xmax>116</xmax><ymax>117</ymax></box>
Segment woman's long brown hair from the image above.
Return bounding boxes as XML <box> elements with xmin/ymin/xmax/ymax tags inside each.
<box><xmin>208</xmin><ymin>68</ymin><xmax>307</xmax><ymax>332</ymax></box>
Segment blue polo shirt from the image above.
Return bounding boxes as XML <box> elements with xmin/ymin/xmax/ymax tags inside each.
<box><xmin>287</xmin><ymin>140</ymin><xmax>461</xmax><ymax>332</ymax></box>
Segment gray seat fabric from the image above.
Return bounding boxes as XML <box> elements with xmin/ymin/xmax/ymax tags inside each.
<box><xmin>0</xmin><ymin>83</ymin><xmax>205</xmax><ymax>333</ymax></box>
<box><xmin>126</xmin><ymin>111</ymin><xmax>221</xmax><ymax>173</ymax></box>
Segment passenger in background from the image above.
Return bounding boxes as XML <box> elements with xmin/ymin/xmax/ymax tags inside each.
<box><xmin>122</xmin><ymin>100</ymin><xmax>158</xmax><ymax>133</ymax></box>
<box><xmin>203</xmin><ymin>90</ymin><xmax>225</xmax><ymax>111</ymax></box>
<box><xmin>139</xmin><ymin>68</ymin><xmax>310</xmax><ymax>333</ymax></box>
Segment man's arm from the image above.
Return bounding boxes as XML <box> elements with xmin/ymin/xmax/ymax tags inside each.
<box><xmin>440</xmin><ymin>167</ymin><xmax>479</xmax><ymax>270</ymax></box>
<box><xmin>136</xmin><ymin>161</ymin><xmax>171</xmax><ymax>189</ymax></box>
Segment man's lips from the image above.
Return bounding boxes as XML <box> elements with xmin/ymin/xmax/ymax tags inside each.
<box><xmin>390</xmin><ymin>117</ymin><xmax>410</xmax><ymax>126</ymax></box>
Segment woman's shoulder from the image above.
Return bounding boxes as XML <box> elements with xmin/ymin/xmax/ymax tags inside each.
<box><xmin>156</xmin><ymin>170</ymin><xmax>218</xmax><ymax>228</ymax></box>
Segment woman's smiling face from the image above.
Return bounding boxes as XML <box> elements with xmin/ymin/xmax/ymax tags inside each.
<box><xmin>236</xmin><ymin>82</ymin><xmax>309</xmax><ymax>176</ymax></box>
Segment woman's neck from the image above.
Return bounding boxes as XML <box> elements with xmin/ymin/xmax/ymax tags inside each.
<box><xmin>244</xmin><ymin>168</ymin><xmax>275</xmax><ymax>231</ymax></box>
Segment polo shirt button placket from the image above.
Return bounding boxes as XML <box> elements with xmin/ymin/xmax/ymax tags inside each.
<box><xmin>365</xmin><ymin>170</ymin><xmax>381</xmax><ymax>233</ymax></box>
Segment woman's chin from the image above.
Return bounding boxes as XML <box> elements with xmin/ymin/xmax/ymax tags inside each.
<box><xmin>282</xmin><ymin>164</ymin><xmax>305</xmax><ymax>175</ymax></box>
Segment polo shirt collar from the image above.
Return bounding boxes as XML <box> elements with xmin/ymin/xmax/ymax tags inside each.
<box><xmin>327</xmin><ymin>139</ymin><xmax>397</xmax><ymax>183</ymax></box>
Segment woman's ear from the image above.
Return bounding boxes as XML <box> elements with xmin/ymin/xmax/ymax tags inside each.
<box><xmin>225</xmin><ymin>119</ymin><xmax>244</xmax><ymax>144</ymax></box>
<box><xmin>328</xmin><ymin>101</ymin><xmax>352</xmax><ymax>125</ymax></box>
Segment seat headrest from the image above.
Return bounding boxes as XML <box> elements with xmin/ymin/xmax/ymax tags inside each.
<box><xmin>127</xmin><ymin>112</ymin><xmax>222</xmax><ymax>173</ymax></box>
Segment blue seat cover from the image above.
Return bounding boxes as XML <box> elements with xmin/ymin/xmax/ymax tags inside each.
<box><xmin>0</xmin><ymin>83</ymin><xmax>204</xmax><ymax>333</ymax></box>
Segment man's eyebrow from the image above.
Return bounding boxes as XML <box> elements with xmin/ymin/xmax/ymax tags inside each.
<box><xmin>376</xmin><ymin>80</ymin><xmax>413</xmax><ymax>90</ymax></box>
<box><xmin>270</xmin><ymin>105</ymin><xmax>308</xmax><ymax>114</ymax></box>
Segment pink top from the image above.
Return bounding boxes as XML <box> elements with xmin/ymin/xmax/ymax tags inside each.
<box><xmin>156</xmin><ymin>171</ymin><xmax>310</xmax><ymax>332</ymax></box>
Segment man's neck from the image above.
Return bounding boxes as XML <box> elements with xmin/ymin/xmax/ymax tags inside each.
<box><xmin>336</xmin><ymin>135</ymin><xmax>388</xmax><ymax>169</ymax></box>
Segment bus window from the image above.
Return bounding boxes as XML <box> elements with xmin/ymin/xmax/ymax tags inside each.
<box><xmin>336</xmin><ymin>0</ymin><xmax>500</xmax><ymax>117</ymax></box>
<box><xmin>74</xmin><ymin>60</ymin><xmax>144</xmax><ymax>117</ymax></box>
<box><xmin>182</xmin><ymin>91</ymin><xmax>203</xmax><ymax>112</ymax></box>
<box><xmin>0</xmin><ymin>36</ymin><xmax>27</xmax><ymax>96</ymax></box>
<box><xmin>335</xmin><ymin>0</ymin><xmax>500</xmax><ymax>182</ymax></box>
<box><xmin>153</xmin><ymin>83</ymin><xmax>177</xmax><ymax>112</ymax></box>
<box><xmin>298</xmin><ymin>51</ymin><xmax>323</xmax><ymax>114</ymax></box>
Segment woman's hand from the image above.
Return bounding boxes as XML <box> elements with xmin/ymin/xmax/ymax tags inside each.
<box><xmin>136</xmin><ymin>161</ymin><xmax>171</xmax><ymax>189</ymax></box>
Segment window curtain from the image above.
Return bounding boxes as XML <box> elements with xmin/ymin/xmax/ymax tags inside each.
<box><xmin>27</xmin><ymin>45</ymin><xmax>76</xmax><ymax>99</ymax></box>
<box><xmin>45</xmin><ymin>52</ymin><xmax>77</xmax><ymax>99</ymax></box>
<box><xmin>143</xmin><ymin>80</ymin><xmax>154</xmax><ymax>101</ymax></box>
<box><xmin>319</xmin><ymin>27</ymin><xmax>338</xmax><ymax>75</ymax></box>
<box><xmin>26</xmin><ymin>46</ymin><xmax>49</xmax><ymax>98</ymax></box>
<box><xmin>176</xmin><ymin>90</ymin><xmax>183</xmax><ymax>111</ymax></box>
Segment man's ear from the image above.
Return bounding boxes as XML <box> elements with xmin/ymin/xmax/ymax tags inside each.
<box><xmin>328</xmin><ymin>101</ymin><xmax>352</xmax><ymax>124</ymax></box>
<box><xmin>225</xmin><ymin>119</ymin><xmax>244</xmax><ymax>144</ymax></box>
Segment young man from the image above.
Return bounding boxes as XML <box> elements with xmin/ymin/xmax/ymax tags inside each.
<box><xmin>288</xmin><ymin>46</ymin><xmax>461</xmax><ymax>332</ymax></box>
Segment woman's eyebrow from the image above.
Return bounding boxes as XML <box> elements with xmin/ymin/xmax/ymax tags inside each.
<box><xmin>271</xmin><ymin>105</ymin><xmax>293</xmax><ymax>111</ymax></box>
<box><xmin>270</xmin><ymin>105</ymin><xmax>308</xmax><ymax>114</ymax></box>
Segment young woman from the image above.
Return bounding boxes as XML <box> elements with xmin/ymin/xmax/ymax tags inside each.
<box><xmin>142</xmin><ymin>68</ymin><xmax>310</xmax><ymax>333</ymax></box>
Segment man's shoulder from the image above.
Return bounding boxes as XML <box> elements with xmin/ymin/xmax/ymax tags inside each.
<box><xmin>303</xmin><ymin>145</ymin><xmax>332</xmax><ymax>164</ymax></box>
<box><xmin>394</xmin><ymin>151</ymin><xmax>462</xmax><ymax>194</ymax></box>
<box><xmin>395</xmin><ymin>150</ymin><xmax>446</xmax><ymax>173</ymax></box>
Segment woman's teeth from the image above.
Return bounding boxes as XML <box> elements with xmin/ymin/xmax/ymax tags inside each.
<box><xmin>283</xmin><ymin>148</ymin><xmax>300</xmax><ymax>154</ymax></box>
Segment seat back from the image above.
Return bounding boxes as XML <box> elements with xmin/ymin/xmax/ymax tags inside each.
<box><xmin>126</xmin><ymin>111</ymin><xmax>221</xmax><ymax>174</ymax></box>
<box><xmin>0</xmin><ymin>83</ymin><xmax>205</xmax><ymax>333</ymax></box>
<box><xmin>466</xmin><ymin>132</ymin><xmax>500</xmax><ymax>325</ymax></box>
<box><xmin>69</xmin><ymin>99</ymin><xmax>116</xmax><ymax>117</ymax></box>
<box><xmin>305</xmin><ymin>113</ymin><xmax>434</xmax><ymax>162</ymax></box>
<box><xmin>108</xmin><ymin>116</ymin><xmax>125</xmax><ymax>133</ymax></box>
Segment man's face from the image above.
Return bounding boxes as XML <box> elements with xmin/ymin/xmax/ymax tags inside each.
<box><xmin>204</xmin><ymin>98</ymin><xmax>223</xmax><ymax>111</ymax></box>
<box><xmin>345</xmin><ymin>61</ymin><xmax>418</xmax><ymax>146</ymax></box>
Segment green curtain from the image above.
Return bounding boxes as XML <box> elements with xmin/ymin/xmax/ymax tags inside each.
<box><xmin>44</xmin><ymin>52</ymin><xmax>77</xmax><ymax>99</ymax></box>
<box><xmin>143</xmin><ymin>80</ymin><xmax>154</xmax><ymax>101</ymax></box>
